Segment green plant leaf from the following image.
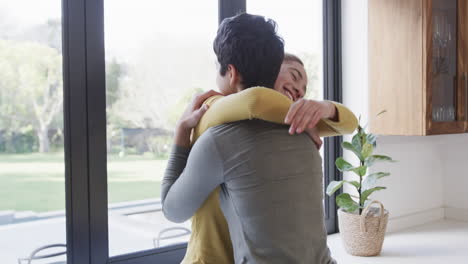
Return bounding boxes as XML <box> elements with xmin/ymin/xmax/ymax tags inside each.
<box><xmin>352</xmin><ymin>133</ymin><xmax>362</xmax><ymax>153</ymax></box>
<box><xmin>335</xmin><ymin>157</ymin><xmax>354</xmax><ymax>172</ymax></box>
<box><xmin>357</xmin><ymin>124</ymin><xmax>364</xmax><ymax>134</ymax></box>
<box><xmin>358</xmin><ymin>124</ymin><xmax>368</xmax><ymax>141</ymax></box>
<box><xmin>366</xmin><ymin>134</ymin><xmax>377</xmax><ymax>148</ymax></box>
<box><xmin>352</xmin><ymin>165</ymin><xmax>368</xmax><ymax>177</ymax></box>
<box><xmin>362</xmin><ymin>172</ymin><xmax>390</xmax><ymax>190</ymax></box>
<box><xmin>336</xmin><ymin>193</ymin><xmax>360</xmax><ymax>213</ymax></box>
<box><xmin>365</xmin><ymin>155</ymin><xmax>395</xmax><ymax>166</ymax></box>
<box><xmin>361</xmin><ymin>142</ymin><xmax>374</xmax><ymax>159</ymax></box>
<box><xmin>326</xmin><ymin>181</ymin><xmax>344</xmax><ymax>196</ymax></box>
<box><xmin>342</xmin><ymin>142</ymin><xmax>362</xmax><ymax>160</ymax></box>
<box><xmin>360</xmin><ymin>186</ymin><xmax>386</xmax><ymax>205</ymax></box>
<box><xmin>346</xmin><ymin>180</ymin><xmax>361</xmax><ymax>190</ymax></box>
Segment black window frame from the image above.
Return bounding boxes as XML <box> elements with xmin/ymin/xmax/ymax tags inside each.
<box><xmin>62</xmin><ymin>0</ymin><xmax>342</xmax><ymax>263</ymax></box>
<box><xmin>323</xmin><ymin>0</ymin><xmax>342</xmax><ymax>234</ymax></box>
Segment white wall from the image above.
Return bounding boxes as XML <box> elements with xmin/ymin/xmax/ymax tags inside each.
<box><xmin>440</xmin><ymin>134</ymin><xmax>468</xmax><ymax>217</ymax></box>
<box><xmin>341</xmin><ymin>0</ymin><xmax>451</xmax><ymax>230</ymax></box>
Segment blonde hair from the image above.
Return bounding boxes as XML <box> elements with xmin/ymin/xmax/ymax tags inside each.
<box><xmin>283</xmin><ymin>53</ymin><xmax>304</xmax><ymax>66</ymax></box>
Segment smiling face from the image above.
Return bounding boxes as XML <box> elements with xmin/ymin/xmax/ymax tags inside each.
<box><xmin>274</xmin><ymin>61</ymin><xmax>308</xmax><ymax>101</ymax></box>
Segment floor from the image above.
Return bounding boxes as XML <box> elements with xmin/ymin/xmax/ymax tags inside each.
<box><xmin>4</xmin><ymin>213</ymin><xmax>467</xmax><ymax>263</ymax></box>
<box><xmin>0</xmin><ymin>204</ymin><xmax>190</xmax><ymax>263</ymax></box>
<box><xmin>327</xmin><ymin>220</ymin><xmax>468</xmax><ymax>264</ymax></box>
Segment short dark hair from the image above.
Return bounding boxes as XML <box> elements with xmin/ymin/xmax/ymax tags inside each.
<box><xmin>213</xmin><ymin>13</ymin><xmax>284</xmax><ymax>89</ymax></box>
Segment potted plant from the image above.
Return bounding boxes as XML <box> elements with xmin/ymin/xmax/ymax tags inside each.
<box><xmin>326</xmin><ymin>116</ymin><xmax>395</xmax><ymax>256</ymax></box>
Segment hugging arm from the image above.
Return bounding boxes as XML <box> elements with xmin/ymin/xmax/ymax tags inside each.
<box><xmin>161</xmin><ymin>131</ymin><xmax>224</xmax><ymax>223</ymax></box>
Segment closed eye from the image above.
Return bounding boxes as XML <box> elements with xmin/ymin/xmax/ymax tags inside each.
<box><xmin>290</xmin><ymin>72</ymin><xmax>298</xmax><ymax>81</ymax></box>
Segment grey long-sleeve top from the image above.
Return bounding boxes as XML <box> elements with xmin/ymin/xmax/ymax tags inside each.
<box><xmin>161</xmin><ymin>120</ymin><xmax>336</xmax><ymax>264</ymax></box>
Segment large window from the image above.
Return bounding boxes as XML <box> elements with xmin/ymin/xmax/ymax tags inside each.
<box><xmin>0</xmin><ymin>0</ymin><xmax>343</xmax><ymax>263</ymax></box>
<box><xmin>103</xmin><ymin>0</ymin><xmax>218</xmax><ymax>256</ymax></box>
<box><xmin>0</xmin><ymin>0</ymin><xmax>67</xmax><ymax>263</ymax></box>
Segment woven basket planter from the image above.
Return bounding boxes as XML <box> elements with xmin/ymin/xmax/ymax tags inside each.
<box><xmin>338</xmin><ymin>200</ymin><xmax>389</xmax><ymax>256</ymax></box>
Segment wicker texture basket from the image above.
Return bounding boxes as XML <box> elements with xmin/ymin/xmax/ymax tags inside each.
<box><xmin>338</xmin><ymin>200</ymin><xmax>389</xmax><ymax>256</ymax></box>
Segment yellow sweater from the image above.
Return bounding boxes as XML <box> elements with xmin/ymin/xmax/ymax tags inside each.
<box><xmin>182</xmin><ymin>87</ymin><xmax>357</xmax><ymax>264</ymax></box>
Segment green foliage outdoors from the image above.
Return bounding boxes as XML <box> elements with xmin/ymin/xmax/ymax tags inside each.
<box><xmin>0</xmin><ymin>38</ymin><xmax>63</xmax><ymax>153</ymax></box>
<box><xmin>326</xmin><ymin>114</ymin><xmax>395</xmax><ymax>214</ymax></box>
<box><xmin>0</xmin><ymin>152</ymin><xmax>167</xmax><ymax>212</ymax></box>
<box><xmin>0</xmin><ymin>19</ymin><xmax>207</xmax><ymax>213</ymax></box>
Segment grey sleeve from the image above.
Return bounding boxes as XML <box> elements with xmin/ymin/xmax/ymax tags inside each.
<box><xmin>161</xmin><ymin>130</ymin><xmax>224</xmax><ymax>223</ymax></box>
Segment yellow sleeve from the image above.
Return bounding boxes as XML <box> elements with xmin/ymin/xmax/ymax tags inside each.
<box><xmin>193</xmin><ymin>87</ymin><xmax>357</xmax><ymax>142</ymax></box>
<box><xmin>316</xmin><ymin>101</ymin><xmax>358</xmax><ymax>137</ymax></box>
<box><xmin>192</xmin><ymin>87</ymin><xmax>290</xmax><ymax>142</ymax></box>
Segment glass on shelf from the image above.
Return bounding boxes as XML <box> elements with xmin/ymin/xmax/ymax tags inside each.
<box><xmin>431</xmin><ymin>0</ymin><xmax>457</xmax><ymax>123</ymax></box>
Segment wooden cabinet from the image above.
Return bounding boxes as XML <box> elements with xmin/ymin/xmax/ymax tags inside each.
<box><xmin>369</xmin><ymin>0</ymin><xmax>468</xmax><ymax>135</ymax></box>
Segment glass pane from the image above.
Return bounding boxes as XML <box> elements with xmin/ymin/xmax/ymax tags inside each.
<box><xmin>431</xmin><ymin>0</ymin><xmax>457</xmax><ymax>122</ymax></box>
<box><xmin>248</xmin><ymin>0</ymin><xmax>326</xmax><ymax>211</ymax></box>
<box><xmin>0</xmin><ymin>0</ymin><xmax>67</xmax><ymax>263</ymax></box>
<box><xmin>104</xmin><ymin>1</ymin><xmax>218</xmax><ymax>256</ymax></box>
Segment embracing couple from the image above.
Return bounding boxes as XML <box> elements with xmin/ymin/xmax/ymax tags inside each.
<box><xmin>162</xmin><ymin>13</ymin><xmax>356</xmax><ymax>264</ymax></box>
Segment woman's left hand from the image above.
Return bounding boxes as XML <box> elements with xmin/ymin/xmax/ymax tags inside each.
<box><xmin>284</xmin><ymin>99</ymin><xmax>337</xmax><ymax>135</ymax></box>
<box><xmin>175</xmin><ymin>90</ymin><xmax>222</xmax><ymax>148</ymax></box>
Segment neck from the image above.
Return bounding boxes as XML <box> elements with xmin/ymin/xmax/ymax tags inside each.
<box><xmin>235</xmin><ymin>84</ymin><xmax>245</xmax><ymax>92</ymax></box>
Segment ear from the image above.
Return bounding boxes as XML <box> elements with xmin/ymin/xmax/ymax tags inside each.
<box><xmin>227</xmin><ymin>64</ymin><xmax>242</xmax><ymax>91</ymax></box>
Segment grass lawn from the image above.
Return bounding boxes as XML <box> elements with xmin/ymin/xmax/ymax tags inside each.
<box><xmin>0</xmin><ymin>152</ymin><xmax>168</xmax><ymax>212</ymax></box>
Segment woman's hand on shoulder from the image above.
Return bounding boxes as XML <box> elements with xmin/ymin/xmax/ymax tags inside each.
<box><xmin>175</xmin><ymin>90</ymin><xmax>222</xmax><ymax>148</ymax></box>
<box><xmin>284</xmin><ymin>99</ymin><xmax>337</xmax><ymax>134</ymax></box>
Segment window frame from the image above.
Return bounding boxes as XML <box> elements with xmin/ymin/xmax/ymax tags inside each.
<box><xmin>323</xmin><ymin>0</ymin><xmax>342</xmax><ymax>234</ymax></box>
<box><xmin>62</xmin><ymin>0</ymin><xmax>341</xmax><ymax>263</ymax></box>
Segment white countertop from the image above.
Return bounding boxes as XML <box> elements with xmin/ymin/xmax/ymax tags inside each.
<box><xmin>327</xmin><ymin>220</ymin><xmax>468</xmax><ymax>264</ymax></box>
